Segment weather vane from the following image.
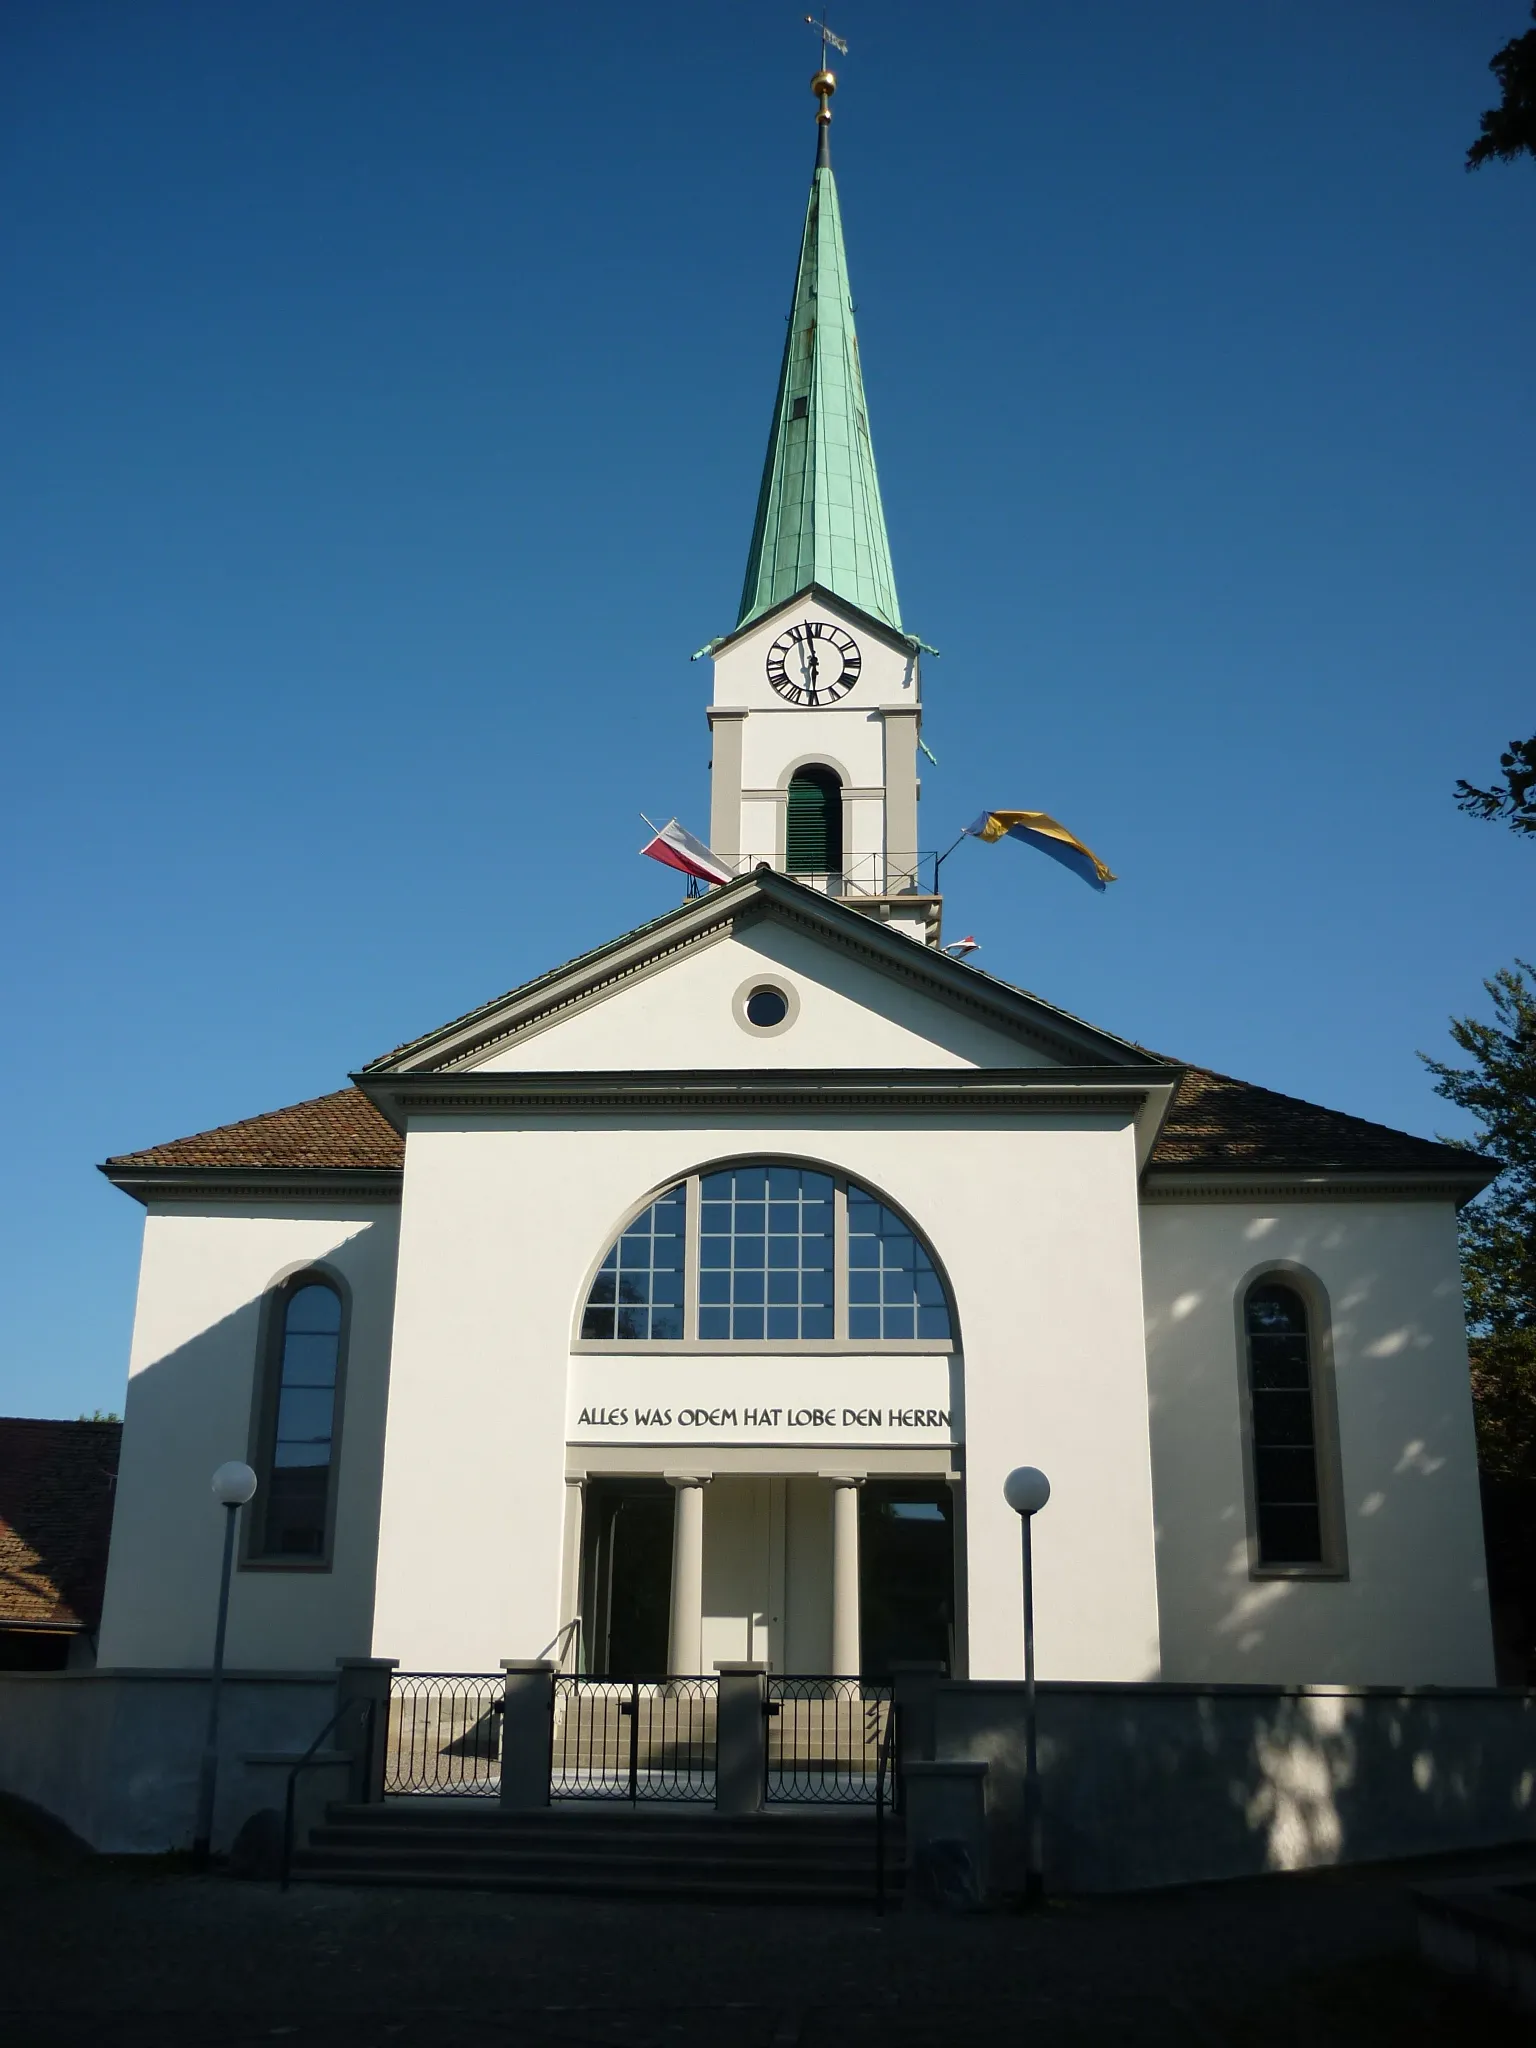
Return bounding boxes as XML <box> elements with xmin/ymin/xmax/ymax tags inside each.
<box><xmin>804</xmin><ymin>13</ymin><xmax>848</xmax><ymax>63</ymax></box>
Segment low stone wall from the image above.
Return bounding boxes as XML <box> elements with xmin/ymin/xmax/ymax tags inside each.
<box><xmin>915</xmin><ymin>1681</ymin><xmax>1536</xmax><ymax>1900</ymax></box>
<box><xmin>0</xmin><ymin>1668</ymin><xmax>340</xmax><ymax>1854</ymax></box>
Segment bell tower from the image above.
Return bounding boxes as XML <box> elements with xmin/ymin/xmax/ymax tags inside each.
<box><xmin>702</xmin><ymin>66</ymin><xmax>939</xmax><ymax>946</ymax></box>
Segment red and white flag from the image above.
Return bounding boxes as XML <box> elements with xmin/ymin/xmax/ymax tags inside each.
<box><xmin>639</xmin><ymin>818</ymin><xmax>734</xmax><ymax>888</ymax></box>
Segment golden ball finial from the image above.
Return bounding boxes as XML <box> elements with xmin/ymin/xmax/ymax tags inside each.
<box><xmin>811</xmin><ymin>67</ymin><xmax>837</xmax><ymax>100</ymax></box>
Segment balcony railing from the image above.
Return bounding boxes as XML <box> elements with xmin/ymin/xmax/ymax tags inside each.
<box><xmin>713</xmin><ymin>852</ymin><xmax>939</xmax><ymax>898</ymax></box>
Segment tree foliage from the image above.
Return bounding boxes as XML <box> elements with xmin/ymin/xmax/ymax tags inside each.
<box><xmin>1454</xmin><ymin>736</ymin><xmax>1536</xmax><ymax>836</ymax></box>
<box><xmin>1424</xmin><ymin>961</ymin><xmax>1536</xmax><ymax>1332</ymax></box>
<box><xmin>1467</xmin><ymin>5</ymin><xmax>1536</xmax><ymax>169</ymax></box>
<box><xmin>1425</xmin><ymin>963</ymin><xmax>1536</xmax><ymax>1496</ymax></box>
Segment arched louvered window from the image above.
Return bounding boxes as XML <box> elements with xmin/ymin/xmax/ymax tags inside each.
<box><xmin>580</xmin><ymin>1166</ymin><xmax>953</xmax><ymax>1347</ymax></box>
<box><xmin>1244</xmin><ymin>1280</ymin><xmax>1323</xmax><ymax>1567</ymax></box>
<box><xmin>786</xmin><ymin>766</ymin><xmax>843</xmax><ymax>875</ymax></box>
<box><xmin>252</xmin><ymin>1276</ymin><xmax>345</xmax><ymax>1563</ymax></box>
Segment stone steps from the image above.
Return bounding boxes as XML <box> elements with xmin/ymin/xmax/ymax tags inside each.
<box><xmin>293</xmin><ymin>1801</ymin><xmax>903</xmax><ymax>1906</ymax></box>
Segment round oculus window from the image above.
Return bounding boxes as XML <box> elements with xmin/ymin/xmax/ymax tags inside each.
<box><xmin>744</xmin><ymin>985</ymin><xmax>790</xmax><ymax>1029</ymax></box>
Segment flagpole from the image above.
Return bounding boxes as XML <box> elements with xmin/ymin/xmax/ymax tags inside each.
<box><xmin>933</xmin><ymin>830</ymin><xmax>969</xmax><ymax>889</ymax></box>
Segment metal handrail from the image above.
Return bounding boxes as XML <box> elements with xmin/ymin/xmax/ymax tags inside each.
<box><xmin>716</xmin><ymin>852</ymin><xmax>940</xmax><ymax>898</ymax></box>
<box><xmin>536</xmin><ymin>1614</ymin><xmax>583</xmax><ymax>1671</ymax></box>
<box><xmin>279</xmin><ymin>1695</ymin><xmax>376</xmax><ymax>1892</ymax></box>
<box><xmin>874</xmin><ymin>1698</ymin><xmax>900</xmax><ymax>1916</ymax></box>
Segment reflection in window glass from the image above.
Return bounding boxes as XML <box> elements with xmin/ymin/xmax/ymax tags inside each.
<box><xmin>699</xmin><ymin>1164</ymin><xmax>834</xmax><ymax>1341</ymax></box>
<box><xmin>1245</xmin><ymin>1282</ymin><xmax>1323</xmax><ymax>1566</ymax></box>
<box><xmin>581</xmin><ymin>1185</ymin><xmax>685</xmax><ymax>1340</ymax></box>
<box><xmin>262</xmin><ymin>1282</ymin><xmax>341</xmax><ymax>1558</ymax></box>
<box><xmin>848</xmin><ymin>1191</ymin><xmax>951</xmax><ymax>1341</ymax></box>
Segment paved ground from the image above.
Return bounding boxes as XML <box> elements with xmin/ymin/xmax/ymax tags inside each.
<box><xmin>1</xmin><ymin>1813</ymin><xmax>1531</xmax><ymax>2046</ymax></box>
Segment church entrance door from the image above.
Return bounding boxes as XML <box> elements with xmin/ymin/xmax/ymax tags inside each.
<box><xmin>859</xmin><ymin>1481</ymin><xmax>957</xmax><ymax>1676</ymax></box>
<box><xmin>588</xmin><ymin>1482</ymin><xmax>673</xmax><ymax>1676</ymax></box>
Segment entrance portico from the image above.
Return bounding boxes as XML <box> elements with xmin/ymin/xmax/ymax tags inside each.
<box><xmin>568</xmin><ymin>1452</ymin><xmax>962</xmax><ymax>1680</ymax></box>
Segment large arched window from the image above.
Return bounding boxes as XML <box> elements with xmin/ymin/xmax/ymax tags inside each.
<box><xmin>1243</xmin><ymin>1279</ymin><xmax>1324</xmax><ymax>1568</ymax></box>
<box><xmin>580</xmin><ymin>1166</ymin><xmax>952</xmax><ymax>1348</ymax></box>
<box><xmin>250</xmin><ymin>1276</ymin><xmax>345</xmax><ymax>1563</ymax></box>
<box><xmin>786</xmin><ymin>766</ymin><xmax>843</xmax><ymax>875</ymax></box>
<box><xmin>580</xmin><ymin>1183</ymin><xmax>686</xmax><ymax>1341</ymax></box>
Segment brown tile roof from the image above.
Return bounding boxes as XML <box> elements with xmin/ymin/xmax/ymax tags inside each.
<box><xmin>105</xmin><ymin>1087</ymin><xmax>404</xmax><ymax>1173</ymax></box>
<box><xmin>102</xmin><ymin>1070</ymin><xmax>1483</xmax><ymax>1183</ymax></box>
<box><xmin>1151</xmin><ymin>1066</ymin><xmax>1479</xmax><ymax>1177</ymax></box>
<box><xmin>0</xmin><ymin>1419</ymin><xmax>121</xmax><ymax>1632</ymax></box>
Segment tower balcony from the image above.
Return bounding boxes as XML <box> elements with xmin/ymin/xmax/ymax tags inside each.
<box><xmin>707</xmin><ymin>853</ymin><xmax>943</xmax><ymax>945</ymax></box>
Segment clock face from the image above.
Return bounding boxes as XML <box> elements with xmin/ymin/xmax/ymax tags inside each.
<box><xmin>765</xmin><ymin>621</ymin><xmax>862</xmax><ymax>705</ymax></box>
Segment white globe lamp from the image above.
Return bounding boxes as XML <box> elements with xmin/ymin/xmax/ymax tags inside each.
<box><xmin>211</xmin><ymin>1461</ymin><xmax>257</xmax><ymax>1506</ymax></box>
<box><xmin>1001</xmin><ymin>1463</ymin><xmax>1051</xmax><ymax>1906</ymax></box>
<box><xmin>194</xmin><ymin>1461</ymin><xmax>259</xmax><ymax>1865</ymax></box>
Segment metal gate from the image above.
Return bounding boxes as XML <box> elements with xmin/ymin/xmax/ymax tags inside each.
<box><xmin>385</xmin><ymin>1673</ymin><xmax>504</xmax><ymax>1797</ymax></box>
<box><xmin>551</xmin><ymin>1677</ymin><xmax>717</xmax><ymax>1802</ymax></box>
<box><xmin>765</xmin><ymin>1677</ymin><xmax>893</xmax><ymax>1804</ymax></box>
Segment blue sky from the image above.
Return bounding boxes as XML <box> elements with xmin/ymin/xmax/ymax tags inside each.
<box><xmin>2</xmin><ymin>2</ymin><xmax>1531</xmax><ymax>1418</ymax></box>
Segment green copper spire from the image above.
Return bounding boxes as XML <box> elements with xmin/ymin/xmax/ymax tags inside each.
<box><xmin>737</xmin><ymin>85</ymin><xmax>902</xmax><ymax>634</ymax></box>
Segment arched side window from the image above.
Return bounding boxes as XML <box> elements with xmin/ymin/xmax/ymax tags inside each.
<box><xmin>249</xmin><ymin>1276</ymin><xmax>345</xmax><ymax>1564</ymax></box>
<box><xmin>580</xmin><ymin>1167</ymin><xmax>953</xmax><ymax>1348</ymax></box>
<box><xmin>786</xmin><ymin>766</ymin><xmax>843</xmax><ymax>875</ymax></box>
<box><xmin>1243</xmin><ymin>1279</ymin><xmax>1326</xmax><ymax>1568</ymax></box>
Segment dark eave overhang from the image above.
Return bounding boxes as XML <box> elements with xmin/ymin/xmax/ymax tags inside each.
<box><xmin>97</xmin><ymin>1163</ymin><xmax>404</xmax><ymax>1209</ymax></box>
<box><xmin>352</xmin><ymin>1064</ymin><xmax>1187</xmax><ymax>1177</ymax></box>
<box><xmin>1141</xmin><ymin>1161</ymin><xmax>1496</xmax><ymax>1208</ymax></box>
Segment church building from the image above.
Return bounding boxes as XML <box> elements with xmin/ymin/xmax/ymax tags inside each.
<box><xmin>96</xmin><ymin>73</ymin><xmax>1496</xmax><ymax>1697</ymax></box>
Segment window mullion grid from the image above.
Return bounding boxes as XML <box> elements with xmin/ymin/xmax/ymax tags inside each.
<box><xmin>834</xmin><ymin>1180</ymin><xmax>849</xmax><ymax>1342</ymax></box>
<box><xmin>684</xmin><ymin>1174</ymin><xmax>701</xmax><ymax>1342</ymax></box>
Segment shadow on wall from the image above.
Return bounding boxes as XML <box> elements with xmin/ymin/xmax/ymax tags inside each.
<box><xmin>932</xmin><ymin>1681</ymin><xmax>1536</xmax><ymax>1896</ymax></box>
<box><xmin>1145</xmin><ymin>1212</ymin><xmax>1490</xmax><ymax>1684</ymax></box>
<box><xmin>97</xmin><ymin>1223</ymin><xmax>390</xmax><ymax>1671</ymax></box>
<box><xmin>0</xmin><ymin>1420</ymin><xmax>122</xmax><ymax>1670</ymax></box>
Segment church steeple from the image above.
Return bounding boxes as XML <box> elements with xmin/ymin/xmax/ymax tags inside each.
<box><xmin>736</xmin><ymin>69</ymin><xmax>902</xmax><ymax>634</ymax></box>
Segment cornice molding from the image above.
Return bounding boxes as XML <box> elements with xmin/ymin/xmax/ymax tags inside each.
<box><xmin>98</xmin><ymin>1164</ymin><xmax>403</xmax><ymax>1210</ymax></box>
<box><xmin>354</xmin><ymin>1066</ymin><xmax>1183</xmax><ymax>1173</ymax></box>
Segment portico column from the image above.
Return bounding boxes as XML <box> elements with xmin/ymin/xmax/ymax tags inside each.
<box><xmin>666</xmin><ymin>1474</ymin><xmax>709</xmax><ymax>1676</ymax></box>
<box><xmin>827</xmin><ymin>1476</ymin><xmax>864</xmax><ymax>1678</ymax></box>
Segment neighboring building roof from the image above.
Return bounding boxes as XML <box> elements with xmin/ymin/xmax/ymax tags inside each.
<box><xmin>0</xmin><ymin>1419</ymin><xmax>121</xmax><ymax>1633</ymax></box>
<box><xmin>736</xmin><ymin>128</ymin><xmax>902</xmax><ymax>634</ymax></box>
<box><xmin>99</xmin><ymin>1064</ymin><xmax>1483</xmax><ymax>1187</ymax></box>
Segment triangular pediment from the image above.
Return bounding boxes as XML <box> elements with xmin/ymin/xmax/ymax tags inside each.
<box><xmin>705</xmin><ymin>582</ymin><xmax>918</xmax><ymax>665</ymax></box>
<box><xmin>357</xmin><ymin>870</ymin><xmax>1153</xmax><ymax>1078</ymax></box>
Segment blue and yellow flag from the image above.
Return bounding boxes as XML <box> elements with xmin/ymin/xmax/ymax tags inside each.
<box><xmin>964</xmin><ymin>811</ymin><xmax>1117</xmax><ymax>893</ymax></box>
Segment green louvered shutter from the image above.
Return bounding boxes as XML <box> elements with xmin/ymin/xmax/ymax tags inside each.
<box><xmin>786</xmin><ymin>769</ymin><xmax>843</xmax><ymax>874</ymax></box>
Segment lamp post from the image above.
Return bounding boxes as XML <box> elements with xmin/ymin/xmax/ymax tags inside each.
<box><xmin>1003</xmin><ymin>1464</ymin><xmax>1051</xmax><ymax>1907</ymax></box>
<box><xmin>192</xmin><ymin>1461</ymin><xmax>257</xmax><ymax>1870</ymax></box>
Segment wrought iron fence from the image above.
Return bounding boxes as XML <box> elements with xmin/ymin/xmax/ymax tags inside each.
<box><xmin>551</xmin><ymin>1677</ymin><xmax>717</xmax><ymax>1802</ymax></box>
<box><xmin>385</xmin><ymin>1673</ymin><xmax>504</xmax><ymax>1797</ymax></box>
<box><xmin>765</xmin><ymin>1677</ymin><xmax>894</xmax><ymax>1804</ymax></box>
